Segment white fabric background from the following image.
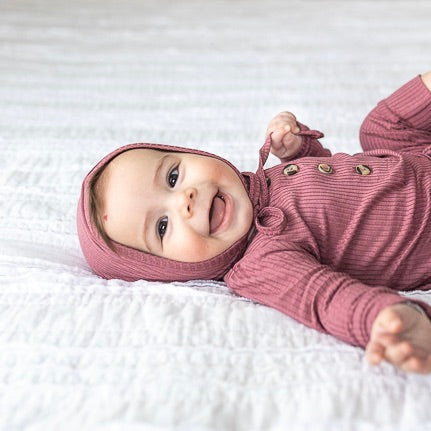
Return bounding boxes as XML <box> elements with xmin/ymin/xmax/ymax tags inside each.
<box><xmin>1</xmin><ymin>1</ymin><xmax>431</xmax><ymax>430</ymax></box>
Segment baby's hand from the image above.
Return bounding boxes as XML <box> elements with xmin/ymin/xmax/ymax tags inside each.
<box><xmin>266</xmin><ymin>111</ymin><xmax>303</xmax><ymax>160</ymax></box>
<box><xmin>366</xmin><ymin>303</ymin><xmax>431</xmax><ymax>374</ymax></box>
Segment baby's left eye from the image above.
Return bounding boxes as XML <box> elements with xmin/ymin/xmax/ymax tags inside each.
<box><xmin>157</xmin><ymin>217</ymin><xmax>168</xmax><ymax>241</ymax></box>
<box><xmin>168</xmin><ymin>166</ymin><xmax>179</xmax><ymax>188</ymax></box>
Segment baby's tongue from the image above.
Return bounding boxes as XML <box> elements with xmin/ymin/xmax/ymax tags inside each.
<box><xmin>210</xmin><ymin>195</ymin><xmax>225</xmax><ymax>233</ymax></box>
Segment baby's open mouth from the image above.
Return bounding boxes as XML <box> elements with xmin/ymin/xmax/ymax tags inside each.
<box><xmin>209</xmin><ymin>192</ymin><xmax>226</xmax><ymax>234</ymax></box>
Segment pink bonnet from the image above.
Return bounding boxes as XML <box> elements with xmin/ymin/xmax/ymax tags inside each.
<box><xmin>76</xmin><ymin>143</ymin><xmax>254</xmax><ymax>282</ymax></box>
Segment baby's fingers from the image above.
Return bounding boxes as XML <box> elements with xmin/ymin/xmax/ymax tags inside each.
<box><xmin>366</xmin><ymin>336</ymin><xmax>412</xmax><ymax>366</ymax></box>
<box><xmin>270</xmin><ymin>127</ymin><xmax>287</xmax><ymax>148</ymax></box>
<box><xmin>383</xmin><ymin>341</ymin><xmax>414</xmax><ymax>366</ymax></box>
<box><xmin>365</xmin><ymin>341</ymin><xmax>385</xmax><ymax>365</ymax></box>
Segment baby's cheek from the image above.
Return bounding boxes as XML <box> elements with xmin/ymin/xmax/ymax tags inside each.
<box><xmin>182</xmin><ymin>238</ymin><xmax>215</xmax><ymax>261</ymax></box>
<box><xmin>170</xmin><ymin>236</ymin><xmax>225</xmax><ymax>263</ymax></box>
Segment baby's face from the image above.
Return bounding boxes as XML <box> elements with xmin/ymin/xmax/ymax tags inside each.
<box><xmin>100</xmin><ymin>149</ymin><xmax>253</xmax><ymax>262</ymax></box>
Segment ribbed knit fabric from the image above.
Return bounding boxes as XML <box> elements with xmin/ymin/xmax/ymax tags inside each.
<box><xmin>225</xmin><ymin>76</ymin><xmax>431</xmax><ymax>348</ymax></box>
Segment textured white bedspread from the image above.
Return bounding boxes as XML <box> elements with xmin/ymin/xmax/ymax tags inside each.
<box><xmin>1</xmin><ymin>1</ymin><xmax>431</xmax><ymax>430</ymax></box>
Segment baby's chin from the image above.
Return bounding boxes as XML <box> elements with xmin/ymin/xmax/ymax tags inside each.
<box><xmin>161</xmin><ymin>236</ymin><xmax>242</xmax><ymax>263</ymax></box>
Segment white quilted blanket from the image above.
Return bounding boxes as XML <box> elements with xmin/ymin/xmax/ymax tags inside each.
<box><xmin>1</xmin><ymin>1</ymin><xmax>431</xmax><ymax>430</ymax></box>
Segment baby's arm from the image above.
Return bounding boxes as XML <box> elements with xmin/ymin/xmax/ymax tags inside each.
<box><xmin>226</xmin><ymin>242</ymin><xmax>431</xmax><ymax>374</ymax></box>
<box><xmin>226</xmin><ymin>242</ymin><xmax>412</xmax><ymax>349</ymax></box>
<box><xmin>266</xmin><ymin>111</ymin><xmax>331</xmax><ymax>161</ymax></box>
<box><xmin>360</xmin><ymin>71</ymin><xmax>431</xmax><ymax>153</ymax></box>
<box><xmin>366</xmin><ymin>303</ymin><xmax>431</xmax><ymax>374</ymax></box>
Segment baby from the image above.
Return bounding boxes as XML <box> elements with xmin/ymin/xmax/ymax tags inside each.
<box><xmin>77</xmin><ymin>72</ymin><xmax>431</xmax><ymax>374</ymax></box>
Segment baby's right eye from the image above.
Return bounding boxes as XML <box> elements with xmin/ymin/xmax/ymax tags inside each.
<box><xmin>157</xmin><ymin>216</ymin><xmax>168</xmax><ymax>241</ymax></box>
<box><xmin>167</xmin><ymin>166</ymin><xmax>179</xmax><ymax>188</ymax></box>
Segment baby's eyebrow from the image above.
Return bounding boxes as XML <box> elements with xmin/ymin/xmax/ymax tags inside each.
<box><xmin>141</xmin><ymin>155</ymin><xmax>170</xmax><ymax>255</ymax></box>
<box><xmin>141</xmin><ymin>207</ymin><xmax>159</xmax><ymax>255</ymax></box>
<box><xmin>153</xmin><ymin>154</ymin><xmax>170</xmax><ymax>187</ymax></box>
<box><xmin>141</xmin><ymin>219</ymin><xmax>154</xmax><ymax>255</ymax></box>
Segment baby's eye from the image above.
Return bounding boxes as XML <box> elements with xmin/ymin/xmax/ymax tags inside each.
<box><xmin>168</xmin><ymin>166</ymin><xmax>179</xmax><ymax>188</ymax></box>
<box><xmin>157</xmin><ymin>216</ymin><xmax>168</xmax><ymax>240</ymax></box>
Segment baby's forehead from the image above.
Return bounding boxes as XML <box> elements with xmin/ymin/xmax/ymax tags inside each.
<box><xmin>96</xmin><ymin>148</ymin><xmax>165</xmax><ymax>199</ymax></box>
<box><xmin>104</xmin><ymin>148</ymin><xmax>170</xmax><ymax>174</ymax></box>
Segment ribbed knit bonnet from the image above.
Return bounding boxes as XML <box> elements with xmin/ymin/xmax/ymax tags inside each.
<box><xmin>76</xmin><ymin>142</ymin><xmax>266</xmax><ymax>282</ymax></box>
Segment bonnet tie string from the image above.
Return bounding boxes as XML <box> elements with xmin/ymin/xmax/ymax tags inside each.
<box><xmin>252</xmin><ymin>133</ymin><xmax>287</xmax><ymax>236</ymax></box>
<box><xmin>255</xmin><ymin>133</ymin><xmax>272</xmax><ymax>208</ymax></box>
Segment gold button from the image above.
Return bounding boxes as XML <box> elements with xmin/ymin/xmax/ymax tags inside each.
<box><xmin>283</xmin><ymin>164</ymin><xmax>299</xmax><ymax>176</ymax></box>
<box><xmin>355</xmin><ymin>164</ymin><xmax>372</xmax><ymax>175</ymax></box>
<box><xmin>318</xmin><ymin>163</ymin><xmax>333</xmax><ymax>174</ymax></box>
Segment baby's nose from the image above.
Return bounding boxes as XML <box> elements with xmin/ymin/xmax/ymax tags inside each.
<box><xmin>180</xmin><ymin>187</ymin><xmax>197</xmax><ymax>217</ymax></box>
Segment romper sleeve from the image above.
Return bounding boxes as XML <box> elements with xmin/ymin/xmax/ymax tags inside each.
<box><xmin>224</xmin><ymin>238</ymin><xmax>431</xmax><ymax>348</ymax></box>
<box><xmin>278</xmin><ymin>121</ymin><xmax>332</xmax><ymax>162</ymax></box>
<box><xmin>360</xmin><ymin>75</ymin><xmax>431</xmax><ymax>153</ymax></box>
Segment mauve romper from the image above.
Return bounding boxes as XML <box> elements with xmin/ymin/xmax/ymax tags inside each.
<box><xmin>225</xmin><ymin>76</ymin><xmax>431</xmax><ymax>347</ymax></box>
